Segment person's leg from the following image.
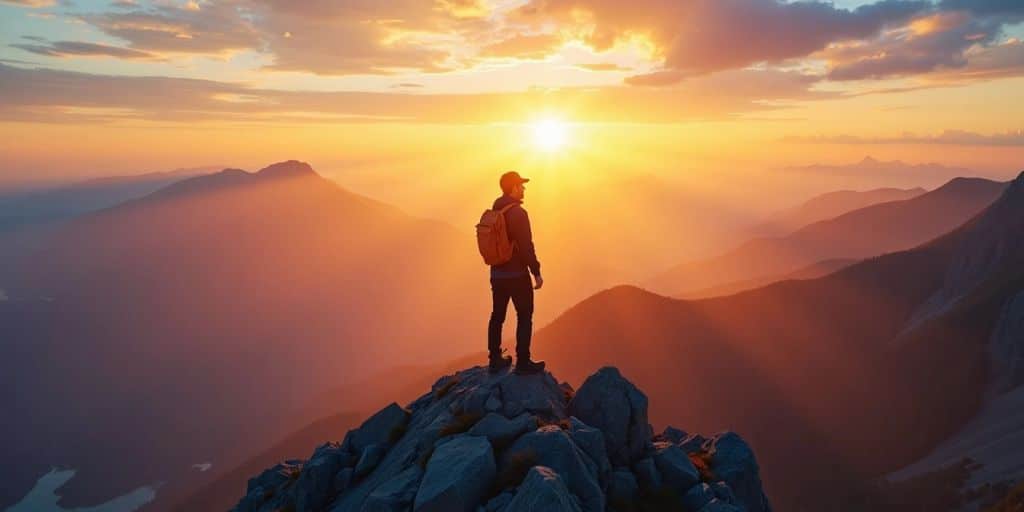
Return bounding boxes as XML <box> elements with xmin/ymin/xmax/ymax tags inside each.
<box><xmin>488</xmin><ymin>278</ymin><xmax>512</xmax><ymax>359</ymax></box>
<box><xmin>509</xmin><ymin>275</ymin><xmax>535</xmax><ymax>361</ymax></box>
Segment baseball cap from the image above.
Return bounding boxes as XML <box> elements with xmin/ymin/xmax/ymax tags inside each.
<box><xmin>500</xmin><ymin>171</ymin><xmax>530</xmax><ymax>192</ymax></box>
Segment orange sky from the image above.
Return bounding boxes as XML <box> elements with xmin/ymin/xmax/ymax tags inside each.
<box><xmin>0</xmin><ymin>0</ymin><xmax>1022</xmax><ymax>187</ymax></box>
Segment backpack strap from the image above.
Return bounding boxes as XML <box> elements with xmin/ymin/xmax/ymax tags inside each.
<box><xmin>498</xmin><ymin>202</ymin><xmax>520</xmax><ymax>213</ymax></box>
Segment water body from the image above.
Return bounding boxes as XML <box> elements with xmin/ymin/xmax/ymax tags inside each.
<box><xmin>5</xmin><ymin>469</ymin><xmax>157</xmax><ymax>512</ymax></box>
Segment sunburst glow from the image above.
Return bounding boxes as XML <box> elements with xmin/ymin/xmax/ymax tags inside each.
<box><xmin>531</xmin><ymin>118</ymin><xmax>570</xmax><ymax>152</ymax></box>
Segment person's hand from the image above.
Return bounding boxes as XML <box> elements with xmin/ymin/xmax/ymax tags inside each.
<box><xmin>533</xmin><ymin>275</ymin><xmax>544</xmax><ymax>290</ymax></box>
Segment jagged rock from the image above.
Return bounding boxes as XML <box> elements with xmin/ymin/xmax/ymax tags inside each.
<box><xmin>698</xmin><ymin>498</ymin><xmax>744</xmax><ymax>512</ymax></box>
<box><xmin>360</xmin><ymin>466</ymin><xmax>422</xmax><ymax>512</ymax></box>
<box><xmin>568</xmin><ymin>417</ymin><xmax>612</xmax><ymax>480</ymax></box>
<box><xmin>653</xmin><ymin>442</ymin><xmax>700</xmax><ymax>495</ymax></box>
<box><xmin>504</xmin><ymin>466</ymin><xmax>583</xmax><ymax>512</ymax></box>
<box><xmin>569</xmin><ymin>367</ymin><xmax>651</xmax><ymax>466</ymax></box>
<box><xmin>680</xmin><ymin>434</ymin><xmax>707</xmax><ymax>454</ymax></box>
<box><xmin>468</xmin><ymin>412</ymin><xmax>537</xmax><ymax>448</ymax></box>
<box><xmin>334</xmin><ymin>468</ymin><xmax>354</xmax><ymax>494</ymax></box>
<box><xmin>234</xmin><ymin>460</ymin><xmax>302</xmax><ymax>512</ymax></box>
<box><xmin>236</xmin><ymin>366</ymin><xmax>772</xmax><ymax>512</ymax></box>
<box><xmin>682</xmin><ymin>483</ymin><xmax>715</xmax><ymax>511</ymax></box>
<box><xmin>350</xmin><ymin>403</ymin><xmax>409</xmax><ymax>453</ymax></box>
<box><xmin>632</xmin><ymin>457</ymin><xmax>661</xmax><ymax>491</ymax></box>
<box><xmin>295</xmin><ymin>444</ymin><xmax>347</xmax><ymax>510</ymax></box>
<box><xmin>497</xmin><ymin>371</ymin><xmax>569</xmax><ymax>419</ymax></box>
<box><xmin>484</xmin><ymin>491</ymin><xmax>514</xmax><ymax>512</ymax></box>
<box><xmin>704</xmin><ymin>432</ymin><xmax>772</xmax><ymax>512</ymax></box>
<box><xmin>501</xmin><ymin>425</ymin><xmax>604</xmax><ymax>512</ymax></box>
<box><xmin>414</xmin><ymin>434</ymin><xmax>496</xmax><ymax>512</ymax></box>
<box><xmin>606</xmin><ymin>468</ymin><xmax>639</xmax><ymax>505</ymax></box>
<box><xmin>711</xmin><ymin>482</ymin><xmax>738</xmax><ymax>505</ymax></box>
<box><xmin>660</xmin><ymin>426</ymin><xmax>688</xmax><ymax>444</ymax></box>
<box><xmin>354</xmin><ymin>443</ymin><xmax>386</xmax><ymax>477</ymax></box>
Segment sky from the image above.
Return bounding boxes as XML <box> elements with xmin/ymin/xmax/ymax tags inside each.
<box><xmin>0</xmin><ymin>0</ymin><xmax>1022</xmax><ymax>186</ymax></box>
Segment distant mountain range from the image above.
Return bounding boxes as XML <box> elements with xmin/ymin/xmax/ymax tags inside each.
<box><xmin>783</xmin><ymin>156</ymin><xmax>989</xmax><ymax>190</ymax></box>
<box><xmin>650</xmin><ymin>176</ymin><xmax>1007</xmax><ymax>296</ymax></box>
<box><xmin>0</xmin><ymin>166</ymin><xmax>216</xmax><ymax>232</ymax></box>
<box><xmin>750</xmin><ymin>186</ymin><xmax>926</xmax><ymax>237</ymax></box>
<box><xmin>530</xmin><ymin>170</ymin><xmax>1024</xmax><ymax>509</ymax></box>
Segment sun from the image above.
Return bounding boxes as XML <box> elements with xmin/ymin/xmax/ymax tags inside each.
<box><xmin>531</xmin><ymin>118</ymin><xmax>570</xmax><ymax>152</ymax></box>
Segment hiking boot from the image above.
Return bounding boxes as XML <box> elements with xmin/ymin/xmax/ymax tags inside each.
<box><xmin>514</xmin><ymin>359</ymin><xmax>546</xmax><ymax>375</ymax></box>
<box><xmin>489</xmin><ymin>354</ymin><xmax>513</xmax><ymax>373</ymax></box>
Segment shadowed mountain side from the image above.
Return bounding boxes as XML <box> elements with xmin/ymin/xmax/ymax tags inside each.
<box><xmin>0</xmin><ymin>161</ymin><xmax>489</xmax><ymax>509</ymax></box>
<box><xmin>677</xmin><ymin>258</ymin><xmax>857</xmax><ymax>299</ymax></box>
<box><xmin>650</xmin><ymin>177</ymin><xmax>1007</xmax><ymax>296</ymax></box>
<box><xmin>170</xmin><ymin>412</ymin><xmax>361</xmax><ymax>512</ymax></box>
<box><xmin>750</xmin><ymin>187</ymin><xmax>926</xmax><ymax>237</ymax></box>
<box><xmin>530</xmin><ymin>171</ymin><xmax>1024</xmax><ymax>510</ymax></box>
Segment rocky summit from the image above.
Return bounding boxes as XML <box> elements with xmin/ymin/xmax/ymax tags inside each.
<box><xmin>233</xmin><ymin>366</ymin><xmax>772</xmax><ymax>512</ymax></box>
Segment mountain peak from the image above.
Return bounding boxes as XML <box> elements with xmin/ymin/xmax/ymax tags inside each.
<box><xmin>256</xmin><ymin>160</ymin><xmax>318</xmax><ymax>179</ymax></box>
<box><xmin>233</xmin><ymin>365</ymin><xmax>772</xmax><ymax>512</ymax></box>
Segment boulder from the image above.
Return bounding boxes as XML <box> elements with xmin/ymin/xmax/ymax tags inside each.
<box><xmin>414</xmin><ymin>434</ymin><xmax>496</xmax><ymax>512</ymax></box>
<box><xmin>568</xmin><ymin>417</ymin><xmax>612</xmax><ymax>480</ymax></box>
<box><xmin>704</xmin><ymin>432</ymin><xmax>772</xmax><ymax>512</ymax></box>
<box><xmin>484</xmin><ymin>491</ymin><xmax>515</xmax><ymax>512</ymax></box>
<box><xmin>497</xmin><ymin>372</ymin><xmax>569</xmax><ymax>419</ymax></box>
<box><xmin>360</xmin><ymin>466</ymin><xmax>422</xmax><ymax>512</ymax></box>
<box><xmin>234</xmin><ymin>460</ymin><xmax>302</xmax><ymax>512</ymax></box>
<box><xmin>334</xmin><ymin>468</ymin><xmax>355</xmax><ymax>494</ymax></box>
<box><xmin>653</xmin><ymin>442</ymin><xmax>700</xmax><ymax>495</ymax></box>
<box><xmin>632</xmin><ymin>457</ymin><xmax>661</xmax><ymax>491</ymax></box>
<box><xmin>681</xmin><ymin>483</ymin><xmax>715</xmax><ymax>511</ymax></box>
<box><xmin>568</xmin><ymin>367</ymin><xmax>651</xmax><ymax>466</ymax></box>
<box><xmin>698</xmin><ymin>498</ymin><xmax>744</xmax><ymax>512</ymax></box>
<box><xmin>711</xmin><ymin>482</ymin><xmax>738</xmax><ymax>506</ymax></box>
<box><xmin>504</xmin><ymin>466</ymin><xmax>583</xmax><ymax>512</ymax></box>
<box><xmin>354</xmin><ymin>443</ymin><xmax>387</xmax><ymax>478</ymax></box>
<box><xmin>349</xmin><ymin>403</ymin><xmax>409</xmax><ymax>453</ymax></box>
<box><xmin>606</xmin><ymin>469</ymin><xmax>639</xmax><ymax>506</ymax></box>
<box><xmin>680</xmin><ymin>434</ymin><xmax>707</xmax><ymax>454</ymax></box>
<box><xmin>501</xmin><ymin>425</ymin><xmax>604</xmax><ymax>512</ymax></box>
<box><xmin>468</xmin><ymin>412</ymin><xmax>537</xmax><ymax>448</ymax></box>
<box><xmin>295</xmin><ymin>444</ymin><xmax>347</xmax><ymax>510</ymax></box>
<box><xmin>660</xmin><ymin>426</ymin><xmax>688</xmax><ymax>444</ymax></box>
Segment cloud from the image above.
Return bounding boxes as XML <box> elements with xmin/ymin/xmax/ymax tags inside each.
<box><xmin>0</xmin><ymin>63</ymin><xmax>828</xmax><ymax>124</ymax></box>
<box><xmin>479</xmin><ymin>33</ymin><xmax>563</xmax><ymax>59</ymax></box>
<box><xmin>1</xmin><ymin>0</ymin><xmax>54</xmax><ymax>6</ymax></box>
<box><xmin>516</xmin><ymin>0</ymin><xmax>929</xmax><ymax>74</ymax></box>
<box><xmin>785</xmin><ymin>129</ymin><xmax>1024</xmax><ymax>146</ymax></box>
<box><xmin>624</xmin><ymin>69</ymin><xmax>688</xmax><ymax>86</ymax></box>
<box><xmin>576</xmin><ymin>62</ymin><xmax>631</xmax><ymax>71</ymax></box>
<box><xmin>11</xmin><ymin>40</ymin><xmax>157</xmax><ymax>60</ymax></box>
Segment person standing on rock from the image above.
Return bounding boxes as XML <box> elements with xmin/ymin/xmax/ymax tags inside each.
<box><xmin>475</xmin><ymin>171</ymin><xmax>546</xmax><ymax>375</ymax></box>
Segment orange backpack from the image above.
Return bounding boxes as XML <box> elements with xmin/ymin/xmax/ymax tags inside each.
<box><xmin>476</xmin><ymin>203</ymin><xmax>519</xmax><ymax>265</ymax></box>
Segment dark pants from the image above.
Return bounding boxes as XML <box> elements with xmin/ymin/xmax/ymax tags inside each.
<box><xmin>488</xmin><ymin>275</ymin><xmax>534</xmax><ymax>360</ymax></box>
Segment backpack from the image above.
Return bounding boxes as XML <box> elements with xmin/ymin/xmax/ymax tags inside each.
<box><xmin>476</xmin><ymin>203</ymin><xmax>519</xmax><ymax>265</ymax></box>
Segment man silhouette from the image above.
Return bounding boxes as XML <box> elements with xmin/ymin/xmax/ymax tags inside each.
<box><xmin>489</xmin><ymin>171</ymin><xmax>546</xmax><ymax>375</ymax></box>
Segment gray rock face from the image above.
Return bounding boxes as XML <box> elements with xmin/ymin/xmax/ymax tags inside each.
<box><xmin>653</xmin><ymin>442</ymin><xmax>700</xmax><ymax>495</ymax></box>
<box><xmin>989</xmin><ymin>290</ymin><xmax>1024</xmax><ymax>395</ymax></box>
<box><xmin>295</xmin><ymin>444</ymin><xmax>346</xmax><ymax>510</ymax></box>
<box><xmin>504</xmin><ymin>466</ymin><xmax>583</xmax><ymax>512</ymax></box>
<box><xmin>705</xmin><ymin>432</ymin><xmax>772</xmax><ymax>512</ymax></box>
<box><xmin>234</xmin><ymin>366</ymin><xmax>772</xmax><ymax>512</ymax></box>
<box><xmin>468</xmin><ymin>412</ymin><xmax>537</xmax><ymax>448</ymax></box>
<box><xmin>569</xmin><ymin>367</ymin><xmax>652</xmax><ymax>466</ymax></box>
<box><xmin>349</xmin><ymin>403</ymin><xmax>409</xmax><ymax>453</ymax></box>
<box><xmin>361</xmin><ymin>466</ymin><xmax>422</xmax><ymax>512</ymax></box>
<box><xmin>606</xmin><ymin>469</ymin><xmax>639</xmax><ymax>505</ymax></box>
<box><xmin>414</xmin><ymin>434</ymin><xmax>496</xmax><ymax>512</ymax></box>
<box><xmin>501</xmin><ymin>425</ymin><xmax>604</xmax><ymax>512</ymax></box>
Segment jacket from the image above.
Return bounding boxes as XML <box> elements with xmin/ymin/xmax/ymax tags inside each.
<box><xmin>490</xmin><ymin>194</ymin><xmax>541</xmax><ymax>279</ymax></box>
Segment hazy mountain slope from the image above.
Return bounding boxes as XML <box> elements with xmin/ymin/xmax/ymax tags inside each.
<box><xmin>677</xmin><ymin>258</ymin><xmax>857</xmax><ymax>299</ymax></box>
<box><xmin>0</xmin><ymin>161</ymin><xmax>488</xmax><ymax>510</ymax></box>
<box><xmin>170</xmin><ymin>412</ymin><xmax>361</xmax><ymax>512</ymax></box>
<box><xmin>751</xmin><ymin>186</ymin><xmax>926</xmax><ymax>237</ymax></box>
<box><xmin>0</xmin><ymin>166</ymin><xmax>213</xmax><ymax>232</ymax></box>
<box><xmin>532</xmin><ymin>171</ymin><xmax>1024</xmax><ymax>510</ymax></box>
<box><xmin>651</xmin><ymin>177</ymin><xmax>1006</xmax><ymax>296</ymax></box>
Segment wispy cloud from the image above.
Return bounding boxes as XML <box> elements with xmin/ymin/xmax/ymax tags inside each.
<box><xmin>785</xmin><ymin>130</ymin><xmax>1024</xmax><ymax>146</ymax></box>
<box><xmin>11</xmin><ymin>40</ymin><xmax>158</xmax><ymax>60</ymax></box>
